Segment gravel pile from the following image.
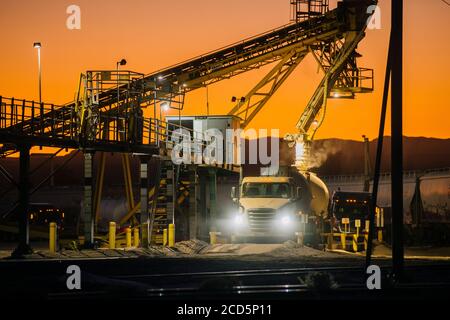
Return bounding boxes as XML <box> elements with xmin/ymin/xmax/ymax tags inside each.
<box><xmin>174</xmin><ymin>239</ymin><xmax>210</xmax><ymax>254</ymax></box>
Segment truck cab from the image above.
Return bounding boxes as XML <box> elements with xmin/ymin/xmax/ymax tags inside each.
<box><xmin>231</xmin><ymin>177</ymin><xmax>302</xmax><ymax>241</ymax></box>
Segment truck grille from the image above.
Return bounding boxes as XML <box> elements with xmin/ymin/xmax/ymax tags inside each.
<box><xmin>248</xmin><ymin>209</ymin><xmax>276</xmax><ymax>233</ymax></box>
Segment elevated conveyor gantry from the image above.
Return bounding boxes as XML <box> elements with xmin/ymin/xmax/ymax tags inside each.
<box><xmin>0</xmin><ymin>0</ymin><xmax>377</xmax><ymax>250</ymax></box>
<box><xmin>1</xmin><ymin>0</ymin><xmax>375</xmax><ymax>157</ymax></box>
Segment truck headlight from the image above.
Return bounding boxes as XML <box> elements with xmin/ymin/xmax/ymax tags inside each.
<box><xmin>234</xmin><ymin>214</ymin><xmax>244</xmax><ymax>225</ymax></box>
<box><xmin>281</xmin><ymin>216</ymin><xmax>291</xmax><ymax>225</ymax></box>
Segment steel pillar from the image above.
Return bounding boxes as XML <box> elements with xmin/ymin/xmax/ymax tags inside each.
<box><xmin>121</xmin><ymin>153</ymin><xmax>135</xmax><ymax>213</ymax></box>
<box><xmin>363</xmin><ymin>135</ymin><xmax>372</xmax><ymax>193</ymax></box>
<box><xmin>166</xmin><ymin>164</ymin><xmax>175</xmax><ymax>225</ymax></box>
<box><xmin>12</xmin><ymin>145</ymin><xmax>33</xmax><ymax>257</ymax></box>
<box><xmin>82</xmin><ymin>152</ymin><xmax>95</xmax><ymax>247</ymax></box>
<box><xmin>188</xmin><ymin>167</ymin><xmax>198</xmax><ymax>240</ymax></box>
<box><xmin>49</xmin><ymin>156</ymin><xmax>55</xmax><ymax>187</ymax></box>
<box><xmin>365</xmin><ymin>31</ymin><xmax>392</xmax><ymax>269</ymax></box>
<box><xmin>198</xmin><ymin>171</ymin><xmax>207</xmax><ymax>239</ymax></box>
<box><xmin>139</xmin><ymin>156</ymin><xmax>150</xmax><ymax>248</ymax></box>
<box><xmin>391</xmin><ymin>0</ymin><xmax>404</xmax><ymax>279</ymax></box>
<box><xmin>94</xmin><ymin>152</ymin><xmax>106</xmax><ymax>225</ymax></box>
<box><xmin>228</xmin><ymin>51</ymin><xmax>306</xmax><ymax>128</ymax></box>
<box><xmin>208</xmin><ymin>169</ymin><xmax>217</xmax><ymax>232</ymax></box>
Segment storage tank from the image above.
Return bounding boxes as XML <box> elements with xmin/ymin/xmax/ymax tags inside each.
<box><xmin>290</xmin><ymin>169</ymin><xmax>330</xmax><ymax>219</ymax></box>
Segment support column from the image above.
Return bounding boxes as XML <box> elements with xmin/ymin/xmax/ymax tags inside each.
<box><xmin>208</xmin><ymin>168</ymin><xmax>217</xmax><ymax>233</ymax></box>
<box><xmin>188</xmin><ymin>167</ymin><xmax>198</xmax><ymax>240</ymax></box>
<box><xmin>12</xmin><ymin>145</ymin><xmax>33</xmax><ymax>257</ymax></box>
<box><xmin>94</xmin><ymin>152</ymin><xmax>106</xmax><ymax>226</ymax></box>
<box><xmin>83</xmin><ymin>152</ymin><xmax>95</xmax><ymax>247</ymax></box>
<box><xmin>363</xmin><ymin>135</ymin><xmax>371</xmax><ymax>193</ymax></box>
<box><xmin>391</xmin><ymin>0</ymin><xmax>404</xmax><ymax>278</ymax></box>
<box><xmin>139</xmin><ymin>156</ymin><xmax>150</xmax><ymax>248</ymax></box>
<box><xmin>198</xmin><ymin>170</ymin><xmax>207</xmax><ymax>240</ymax></box>
<box><xmin>166</xmin><ymin>163</ymin><xmax>175</xmax><ymax>225</ymax></box>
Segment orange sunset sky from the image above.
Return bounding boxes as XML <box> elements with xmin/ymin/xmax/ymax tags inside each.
<box><xmin>0</xmin><ymin>0</ymin><xmax>449</xmax><ymax>141</ymax></box>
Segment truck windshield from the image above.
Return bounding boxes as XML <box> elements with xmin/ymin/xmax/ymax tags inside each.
<box><xmin>242</xmin><ymin>183</ymin><xmax>291</xmax><ymax>199</ymax></box>
<box><xmin>334</xmin><ymin>204</ymin><xmax>370</xmax><ymax>220</ymax></box>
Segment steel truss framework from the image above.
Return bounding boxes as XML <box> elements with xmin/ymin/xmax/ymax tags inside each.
<box><xmin>0</xmin><ymin>0</ymin><xmax>377</xmax><ymax>252</ymax></box>
<box><xmin>1</xmin><ymin>0</ymin><xmax>376</xmax><ymax>157</ymax></box>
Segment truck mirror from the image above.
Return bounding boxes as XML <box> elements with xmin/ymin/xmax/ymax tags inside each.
<box><xmin>231</xmin><ymin>187</ymin><xmax>238</xmax><ymax>201</ymax></box>
<box><xmin>297</xmin><ymin>187</ymin><xmax>302</xmax><ymax>200</ymax></box>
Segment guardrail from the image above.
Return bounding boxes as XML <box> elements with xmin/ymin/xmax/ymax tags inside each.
<box><xmin>321</xmin><ymin>167</ymin><xmax>450</xmax><ymax>183</ymax></box>
<box><xmin>0</xmin><ymin>96</ymin><xmax>77</xmax><ymax>139</ymax></box>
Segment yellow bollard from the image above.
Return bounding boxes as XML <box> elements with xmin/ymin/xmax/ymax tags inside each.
<box><xmin>364</xmin><ymin>234</ymin><xmax>369</xmax><ymax>251</ymax></box>
<box><xmin>163</xmin><ymin>229</ymin><xmax>168</xmax><ymax>246</ymax></box>
<box><xmin>355</xmin><ymin>219</ymin><xmax>361</xmax><ymax>237</ymax></box>
<box><xmin>109</xmin><ymin>222</ymin><xmax>116</xmax><ymax>249</ymax></box>
<box><xmin>133</xmin><ymin>227</ymin><xmax>140</xmax><ymax>247</ymax></box>
<box><xmin>340</xmin><ymin>233</ymin><xmax>346</xmax><ymax>250</ymax></box>
<box><xmin>352</xmin><ymin>234</ymin><xmax>359</xmax><ymax>253</ymax></box>
<box><xmin>365</xmin><ymin>220</ymin><xmax>370</xmax><ymax>234</ymax></box>
<box><xmin>168</xmin><ymin>224</ymin><xmax>175</xmax><ymax>248</ymax></box>
<box><xmin>49</xmin><ymin>222</ymin><xmax>57</xmax><ymax>253</ymax></box>
<box><xmin>125</xmin><ymin>227</ymin><xmax>132</xmax><ymax>248</ymax></box>
<box><xmin>209</xmin><ymin>231</ymin><xmax>217</xmax><ymax>245</ymax></box>
<box><xmin>377</xmin><ymin>229</ymin><xmax>383</xmax><ymax>242</ymax></box>
<box><xmin>327</xmin><ymin>233</ymin><xmax>334</xmax><ymax>250</ymax></box>
<box><xmin>296</xmin><ymin>232</ymin><xmax>304</xmax><ymax>246</ymax></box>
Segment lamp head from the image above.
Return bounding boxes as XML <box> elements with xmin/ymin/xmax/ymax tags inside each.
<box><xmin>161</xmin><ymin>102</ymin><xmax>170</xmax><ymax>112</ymax></box>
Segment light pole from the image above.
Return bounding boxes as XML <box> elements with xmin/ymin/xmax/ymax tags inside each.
<box><xmin>33</xmin><ymin>42</ymin><xmax>42</xmax><ymax>104</ymax></box>
<box><xmin>116</xmin><ymin>59</ymin><xmax>127</xmax><ymax>140</ymax></box>
<box><xmin>161</xmin><ymin>102</ymin><xmax>170</xmax><ymax>120</ymax></box>
<box><xmin>116</xmin><ymin>58</ymin><xmax>127</xmax><ymax>107</ymax></box>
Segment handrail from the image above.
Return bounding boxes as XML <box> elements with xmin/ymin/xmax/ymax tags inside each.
<box><xmin>320</xmin><ymin>167</ymin><xmax>450</xmax><ymax>182</ymax></box>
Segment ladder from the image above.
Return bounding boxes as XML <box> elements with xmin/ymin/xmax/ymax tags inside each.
<box><xmin>149</xmin><ymin>160</ymin><xmax>193</xmax><ymax>245</ymax></box>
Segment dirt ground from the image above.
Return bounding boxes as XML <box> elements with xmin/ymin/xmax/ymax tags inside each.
<box><xmin>1</xmin><ymin>239</ymin><xmax>450</xmax><ymax>261</ymax></box>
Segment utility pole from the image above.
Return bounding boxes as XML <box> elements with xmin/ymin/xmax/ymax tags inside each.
<box><xmin>12</xmin><ymin>145</ymin><xmax>33</xmax><ymax>257</ymax></box>
<box><xmin>391</xmin><ymin>0</ymin><xmax>404</xmax><ymax>279</ymax></box>
<box><xmin>33</xmin><ymin>42</ymin><xmax>42</xmax><ymax>104</ymax></box>
<box><xmin>363</xmin><ymin>135</ymin><xmax>372</xmax><ymax>193</ymax></box>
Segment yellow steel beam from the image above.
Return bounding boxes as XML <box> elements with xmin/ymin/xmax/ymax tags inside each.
<box><xmin>121</xmin><ymin>153</ymin><xmax>135</xmax><ymax>212</ymax></box>
<box><xmin>296</xmin><ymin>31</ymin><xmax>366</xmax><ymax>135</ymax></box>
<box><xmin>119</xmin><ymin>182</ymin><xmax>190</xmax><ymax>225</ymax></box>
<box><xmin>228</xmin><ymin>50</ymin><xmax>307</xmax><ymax>128</ymax></box>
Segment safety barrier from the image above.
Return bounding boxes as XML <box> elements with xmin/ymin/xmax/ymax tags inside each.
<box><xmin>322</xmin><ymin>219</ymin><xmax>384</xmax><ymax>253</ymax></box>
<box><xmin>125</xmin><ymin>227</ymin><xmax>132</xmax><ymax>248</ymax></box>
<box><xmin>209</xmin><ymin>231</ymin><xmax>223</xmax><ymax>245</ymax></box>
<box><xmin>163</xmin><ymin>228</ymin><xmax>168</xmax><ymax>246</ymax></box>
<box><xmin>107</xmin><ymin>223</ymin><xmax>142</xmax><ymax>249</ymax></box>
<box><xmin>109</xmin><ymin>222</ymin><xmax>116</xmax><ymax>249</ymax></box>
<box><xmin>295</xmin><ymin>232</ymin><xmax>305</xmax><ymax>246</ymax></box>
<box><xmin>133</xmin><ymin>227</ymin><xmax>140</xmax><ymax>247</ymax></box>
<box><xmin>168</xmin><ymin>224</ymin><xmax>175</xmax><ymax>248</ymax></box>
<box><xmin>49</xmin><ymin>222</ymin><xmax>57</xmax><ymax>253</ymax></box>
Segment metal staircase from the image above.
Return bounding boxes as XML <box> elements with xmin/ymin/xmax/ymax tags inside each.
<box><xmin>150</xmin><ymin>160</ymin><xmax>175</xmax><ymax>244</ymax></box>
<box><xmin>149</xmin><ymin>160</ymin><xmax>192</xmax><ymax>245</ymax></box>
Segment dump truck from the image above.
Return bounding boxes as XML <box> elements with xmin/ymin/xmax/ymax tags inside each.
<box><xmin>230</xmin><ymin>170</ymin><xmax>330</xmax><ymax>242</ymax></box>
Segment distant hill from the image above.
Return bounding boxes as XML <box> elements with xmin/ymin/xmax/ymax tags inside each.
<box><xmin>0</xmin><ymin>137</ymin><xmax>449</xmax><ymax>189</ymax></box>
<box><xmin>311</xmin><ymin>137</ymin><xmax>450</xmax><ymax>176</ymax></box>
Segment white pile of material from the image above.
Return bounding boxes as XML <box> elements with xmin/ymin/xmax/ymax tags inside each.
<box><xmin>263</xmin><ymin>241</ymin><xmax>340</xmax><ymax>258</ymax></box>
<box><xmin>170</xmin><ymin>239</ymin><xmax>345</xmax><ymax>258</ymax></box>
<box><xmin>174</xmin><ymin>239</ymin><xmax>210</xmax><ymax>254</ymax></box>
